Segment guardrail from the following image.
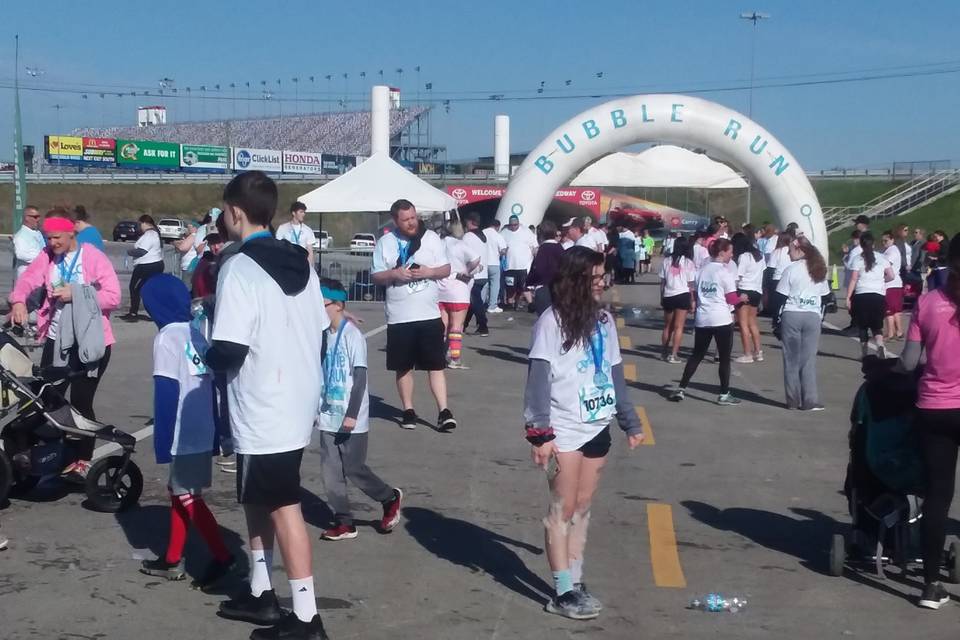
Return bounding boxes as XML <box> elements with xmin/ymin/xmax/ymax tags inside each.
<box><xmin>317</xmin><ymin>250</ymin><xmax>384</xmax><ymax>302</ymax></box>
<box><xmin>824</xmin><ymin>170</ymin><xmax>960</xmax><ymax>231</ymax></box>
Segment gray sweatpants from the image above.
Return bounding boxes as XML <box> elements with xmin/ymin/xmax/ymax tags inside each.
<box><xmin>319</xmin><ymin>431</ymin><xmax>394</xmax><ymax>526</ymax></box>
<box><xmin>780</xmin><ymin>311</ymin><xmax>822</xmax><ymax>409</ymax></box>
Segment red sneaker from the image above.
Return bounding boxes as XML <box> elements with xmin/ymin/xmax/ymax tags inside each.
<box><xmin>380</xmin><ymin>488</ymin><xmax>403</xmax><ymax>533</ymax></box>
<box><xmin>320</xmin><ymin>524</ymin><xmax>357</xmax><ymax>541</ymax></box>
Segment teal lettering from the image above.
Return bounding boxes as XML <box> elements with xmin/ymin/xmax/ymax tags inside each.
<box><xmin>723</xmin><ymin>119</ymin><xmax>742</xmax><ymax>140</ymax></box>
<box><xmin>582</xmin><ymin>119</ymin><xmax>600</xmax><ymax>139</ymax></box>
<box><xmin>749</xmin><ymin>135</ymin><xmax>768</xmax><ymax>155</ymax></box>
<box><xmin>671</xmin><ymin>103</ymin><xmax>684</xmax><ymax>122</ymax></box>
<box><xmin>535</xmin><ymin>156</ymin><xmax>554</xmax><ymax>175</ymax></box>
<box><xmin>641</xmin><ymin>105</ymin><xmax>654</xmax><ymax>122</ymax></box>
<box><xmin>610</xmin><ymin>109</ymin><xmax>627</xmax><ymax>128</ymax></box>
<box><xmin>769</xmin><ymin>155</ymin><xmax>789</xmax><ymax>176</ymax></box>
<box><xmin>556</xmin><ymin>134</ymin><xmax>576</xmax><ymax>154</ymax></box>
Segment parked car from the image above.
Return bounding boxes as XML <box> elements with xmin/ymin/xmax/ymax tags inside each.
<box><xmin>157</xmin><ymin>218</ymin><xmax>188</xmax><ymax>242</ymax></box>
<box><xmin>112</xmin><ymin>220</ymin><xmax>141</xmax><ymax>242</ymax></box>
<box><xmin>350</xmin><ymin>233</ymin><xmax>376</xmax><ymax>254</ymax></box>
<box><xmin>310</xmin><ymin>229</ymin><xmax>332</xmax><ymax>252</ymax></box>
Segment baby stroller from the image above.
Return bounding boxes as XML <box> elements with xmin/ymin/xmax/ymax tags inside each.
<box><xmin>830</xmin><ymin>357</ymin><xmax>960</xmax><ymax>581</ymax></box>
<box><xmin>0</xmin><ymin>329</ymin><xmax>143</xmax><ymax>512</ymax></box>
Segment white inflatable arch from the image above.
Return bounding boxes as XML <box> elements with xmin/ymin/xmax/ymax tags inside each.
<box><xmin>496</xmin><ymin>94</ymin><xmax>827</xmax><ymax>255</ymax></box>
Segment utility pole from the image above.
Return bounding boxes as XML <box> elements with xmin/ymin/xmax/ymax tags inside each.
<box><xmin>740</xmin><ymin>10</ymin><xmax>770</xmax><ymax>224</ymax></box>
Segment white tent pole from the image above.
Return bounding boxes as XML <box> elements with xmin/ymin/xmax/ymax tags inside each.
<box><xmin>371</xmin><ymin>85</ymin><xmax>390</xmax><ymax>157</ymax></box>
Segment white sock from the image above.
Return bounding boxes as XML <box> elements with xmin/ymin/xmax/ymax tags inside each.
<box><xmin>569</xmin><ymin>558</ymin><xmax>584</xmax><ymax>584</ymax></box>
<box><xmin>290</xmin><ymin>576</ymin><xmax>318</xmax><ymax>622</ymax></box>
<box><xmin>250</xmin><ymin>548</ymin><xmax>273</xmax><ymax>597</ymax></box>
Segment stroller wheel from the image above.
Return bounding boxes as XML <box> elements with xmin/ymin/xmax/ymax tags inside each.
<box><xmin>84</xmin><ymin>456</ymin><xmax>143</xmax><ymax>513</ymax></box>
<box><xmin>829</xmin><ymin>533</ymin><xmax>847</xmax><ymax>577</ymax></box>
<box><xmin>948</xmin><ymin>541</ymin><xmax>960</xmax><ymax>584</ymax></box>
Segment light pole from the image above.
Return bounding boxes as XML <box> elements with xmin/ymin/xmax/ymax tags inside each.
<box><xmin>740</xmin><ymin>10</ymin><xmax>770</xmax><ymax>224</ymax></box>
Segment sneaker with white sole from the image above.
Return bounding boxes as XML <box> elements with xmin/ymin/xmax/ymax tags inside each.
<box><xmin>919</xmin><ymin>582</ymin><xmax>951</xmax><ymax>609</ymax></box>
<box><xmin>488</xmin><ymin>307</ymin><xmax>503</xmax><ymax>314</ymax></box>
<box><xmin>669</xmin><ymin>387</ymin><xmax>686</xmax><ymax>402</ymax></box>
<box><xmin>321</xmin><ymin>524</ymin><xmax>358</xmax><ymax>541</ymax></box>
<box><xmin>666</xmin><ymin>355</ymin><xmax>681</xmax><ymax>364</ymax></box>
<box><xmin>399</xmin><ymin>409</ymin><xmax>418</xmax><ymax>430</ymax></box>
<box><xmin>545</xmin><ymin>590</ymin><xmax>600</xmax><ymax>620</ymax></box>
<box><xmin>754</xmin><ymin>350</ymin><xmax>764</xmax><ymax>362</ymax></box>
<box><xmin>574</xmin><ymin>583</ymin><xmax>603</xmax><ymax>613</ymax></box>
<box><xmin>717</xmin><ymin>393</ymin><xmax>742</xmax><ymax>406</ymax></box>
<box><xmin>734</xmin><ymin>354</ymin><xmax>755</xmax><ymax>364</ymax></box>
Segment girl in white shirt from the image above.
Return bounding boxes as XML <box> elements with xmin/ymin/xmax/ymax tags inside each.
<box><xmin>122</xmin><ymin>214</ymin><xmax>165</xmax><ymax>321</ymax></box>
<box><xmin>670</xmin><ymin>238</ymin><xmax>747</xmax><ymax>405</ymax></box>
<box><xmin>658</xmin><ymin>236</ymin><xmax>695</xmax><ymax>364</ymax></box>
<box><xmin>765</xmin><ymin>231</ymin><xmax>795</xmax><ymax>325</ymax></box>
<box><xmin>733</xmin><ymin>233</ymin><xmax>766</xmax><ymax>363</ymax></box>
<box><xmin>881</xmin><ymin>230</ymin><xmax>905</xmax><ymax>341</ymax></box>
<box><xmin>846</xmin><ymin>232</ymin><xmax>895</xmax><ymax>359</ymax></box>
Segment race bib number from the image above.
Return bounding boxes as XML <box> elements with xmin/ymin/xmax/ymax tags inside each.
<box><xmin>579</xmin><ymin>384</ymin><xmax>616</xmax><ymax>423</ymax></box>
<box><xmin>184</xmin><ymin>340</ymin><xmax>207</xmax><ymax>376</ymax></box>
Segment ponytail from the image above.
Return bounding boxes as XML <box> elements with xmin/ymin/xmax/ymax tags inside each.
<box><xmin>671</xmin><ymin>236</ymin><xmax>689</xmax><ymax>268</ymax></box>
<box><xmin>860</xmin><ymin>232</ymin><xmax>877</xmax><ymax>271</ymax></box>
<box><xmin>795</xmin><ymin>236</ymin><xmax>827</xmax><ymax>283</ymax></box>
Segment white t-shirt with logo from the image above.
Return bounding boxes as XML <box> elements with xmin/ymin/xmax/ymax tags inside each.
<box><xmin>372</xmin><ymin>229</ymin><xmax>448</xmax><ymax>325</ymax></box>
<box><xmin>461</xmin><ymin>231</ymin><xmax>488</xmax><ymax>281</ymax></box>
<box><xmin>589</xmin><ymin>227</ymin><xmax>608</xmax><ymax>251</ymax></box>
<box><xmin>212</xmin><ymin>252</ymin><xmax>330</xmax><ymax>455</ymax></box>
<box><xmin>695</xmin><ymin>261</ymin><xmax>736</xmax><ymax>328</ymax></box>
<box><xmin>660</xmin><ymin>257</ymin><xmax>696</xmax><ymax>298</ymax></box>
<box><xmin>47</xmin><ymin>248</ymin><xmax>85</xmax><ymax>340</ymax></box>
<box><xmin>502</xmin><ymin>226</ymin><xmax>538</xmax><ymax>271</ymax></box>
<box><xmin>736</xmin><ymin>252</ymin><xmax>766</xmax><ymax>293</ymax></box>
<box><xmin>883</xmin><ymin>245</ymin><xmax>903</xmax><ymax>289</ymax></box>
<box><xmin>693</xmin><ymin>243</ymin><xmax>711</xmax><ymax>271</ymax></box>
<box><xmin>134</xmin><ymin>229</ymin><xmax>163</xmax><ymax>266</ymax></box>
<box><xmin>276</xmin><ymin>222</ymin><xmax>316</xmax><ymax>252</ymax></box>
<box><xmin>527</xmin><ymin>309</ymin><xmax>622</xmax><ymax>453</ymax></box>
<box><xmin>777</xmin><ymin>260</ymin><xmax>830</xmax><ymax>315</ymax></box>
<box><xmin>153</xmin><ymin>322</ymin><xmax>217</xmax><ymax>455</ymax></box>
<box><xmin>576</xmin><ymin>229</ymin><xmax>604</xmax><ymax>252</ymax></box>
<box><xmin>439</xmin><ymin>236</ymin><xmax>479</xmax><ymax>304</ymax></box>
<box><xmin>850</xmin><ymin>253</ymin><xmax>891</xmax><ymax>295</ymax></box>
<box><xmin>483</xmin><ymin>227</ymin><xmax>506</xmax><ymax>266</ymax></box>
<box><xmin>317</xmin><ymin>321</ymin><xmax>369</xmax><ymax>434</ymax></box>
<box><xmin>771</xmin><ymin>246</ymin><xmax>793</xmax><ymax>280</ymax></box>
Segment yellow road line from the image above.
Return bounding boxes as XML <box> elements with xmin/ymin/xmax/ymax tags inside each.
<box><xmin>623</xmin><ymin>363</ymin><xmax>637</xmax><ymax>382</ymax></box>
<box><xmin>616</xmin><ymin>316</ymin><xmax>626</xmax><ymax>329</ymax></box>
<box><xmin>647</xmin><ymin>503</ymin><xmax>687</xmax><ymax>588</ymax></box>
<box><xmin>636</xmin><ymin>405</ymin><xmax>655</xmax><ymax>445</ymax></box>
<box><xmin>619</xmin><ymin>336</ymin><xmax>632</xmax><ymax>350</ymax></box>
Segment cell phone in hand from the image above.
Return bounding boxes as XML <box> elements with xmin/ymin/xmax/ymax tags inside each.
<box><xmin>408</xmin><ymin>263</ymin><xmax>420</xmax><ymax>269</ymax></box>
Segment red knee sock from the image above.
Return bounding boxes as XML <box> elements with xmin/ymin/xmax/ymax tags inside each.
<box><xmin>182</xmin><ymin>494</ymin><xmax>231</xmax><ymax>563</ymax></box>
<box><xmin>164</xmin><ymin>494</ymin><xmax>189</xmax><ymax>564</ymax></box>
<box><xmin>447</xmin><ymin>331</ymin><xmax>463</xmax><ymax>361</ymax></box>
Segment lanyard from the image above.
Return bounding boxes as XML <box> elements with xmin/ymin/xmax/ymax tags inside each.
<box><xmin>290</xmin><ymin>224</ymin><xmax>302</xmax><ymax>245</ymax></box>
<box><xmin>588</xmin><ymin>321</ymin><xmax>607</xmax><ymax>385</ymax></box>
<box><xmin>57</xmin><ymin>247</ymin><xmax>82</xmax><ymax>284</ymax></box>
<box><xmin>394</xmin><ymin>232</ymin><xmax>411</xmax><ymax>265</ymax></box>
<box><xmin>244</xmin><ymin>230</ymin><xmax>272</xmax><ymax>243</ymax></box>
<box><xmin>322</xmin><ymin>319</ymin><xmax>348</xmax><ymax>406</ymax></box>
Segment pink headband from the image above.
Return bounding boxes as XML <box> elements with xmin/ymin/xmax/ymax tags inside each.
<box><xmin>42</xmin><ymin>217</ymin><xmax>76</xmax><ymax>234</ymax></box>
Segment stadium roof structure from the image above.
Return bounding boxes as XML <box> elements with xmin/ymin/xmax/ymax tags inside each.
<box><xmin>74</xmin><ymin>107</ymin><xmax>428</xmax><ymax>156</ymax></box>
<box><xmin>298</xmin><ymin>153</ymin><xmax>457</xmax><ymax>214</ymax></box>
<box><xmin>570</xmin><ymin>145</ymin><xmax>748</xmax><ymax>189</ymax></box>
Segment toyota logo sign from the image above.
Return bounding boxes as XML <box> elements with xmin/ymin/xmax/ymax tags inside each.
<box><xmin>451</xmin><ymin>188</ymin><xmax>467</xmax><ymax>200</ymax></box>
<box><xmin>581</xmin><ymin>190</ymin><xmax>596</xmax><ymax>201</ymax></box>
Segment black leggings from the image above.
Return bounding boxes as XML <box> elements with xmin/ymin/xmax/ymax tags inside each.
<box><xmin>919</xmin><ymin>408</ymin><xmax>960</xmax><ymax>584</ymax></box>
<box><xmin>129</xmin><ymin>260</ymin><xmax>165</xmax><ymax>315</ymax></box>
<box><xmin>41</xmin><ymin>340</ymin><xmax>112</xmax><ymax>460</ymax></box>
<box><xmin>680</xmin><ymin>325</ymin><xmax>733</xmax><ymax>394</ymax></box>
<box><xmin>464</xmin><ymin>279</ymin><xmax>488</xmax><ymax>332</ymax></box>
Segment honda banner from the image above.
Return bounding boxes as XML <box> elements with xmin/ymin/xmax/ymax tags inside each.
<box><xmin>282</xmin><ymin>150</ymin><xmax>323</xmax><ymax>174</ymax></box>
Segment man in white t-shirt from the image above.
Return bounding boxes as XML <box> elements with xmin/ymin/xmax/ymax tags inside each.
<box><xmin>483</xmin><ymin>220</ymin><xmax>508</xmax><ymax>313</ymax></box>
<box><xmin>561</xmin><ymin>217</ymin><xmax>585</xmax><ymax>249</ymax></box>
<box><xmin>462</xmin><ymin>213</ymin><xmax>491</xmax><ymax>336</ymax></box>
<box><xmin>207</xmin><ymin>171</ymin><xmax>330</xmax><ymax>638</ymax></box>
<box><xmin>575</xmin><ymin>216</ymin><xmax>604</xmax><ymax>252</ymax></box>
<box><xmin>500</xmin><ymin>214</ymin><xmax>538</xmax><ymax>310</ymax></box>
<box><xmin>12</xmin><ymin>205</ymin><xmax>45</xmax><ymax>281</ymax></box>
<box><xmin>275</xmin><ymin>200</ymin><xmax>316</xmax><ymax>265</ymax></box>
<box><xmin>371</xmin><ymin>199</ymin><xmax>457</xmax><ymax>432</ymax></box>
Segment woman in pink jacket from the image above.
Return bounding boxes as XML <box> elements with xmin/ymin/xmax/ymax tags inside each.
<box><xmin>9</xmin><ymin>209</ymin><xmax>121</xmax><ymax>480</ymax></box>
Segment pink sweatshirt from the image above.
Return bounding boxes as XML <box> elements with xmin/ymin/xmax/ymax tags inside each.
<box><xmin>10</xmin><ymin>245</ymin><xmax>121</xmax><ymax>346</ymax></box>
<box><xmin>908</xmin><ymin>289</ymin><xmax>960</xmax><ymax>410</ymax></box>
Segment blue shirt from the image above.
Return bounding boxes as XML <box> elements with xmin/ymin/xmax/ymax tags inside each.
<box><xmin>76</xmin><ymin>226</ymin><xmax>105</xmax><ymax>252</ymax></box>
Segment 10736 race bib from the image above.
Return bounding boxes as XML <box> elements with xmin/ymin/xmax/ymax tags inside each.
<box><xmin>579</xmin><ymin>383</ymin><xmax>616</xmax><ymax>423</ymax></box>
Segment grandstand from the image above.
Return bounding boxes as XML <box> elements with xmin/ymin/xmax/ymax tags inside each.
<box><xmin>73</xmin><ymin>107</ymin><xmax>429</xmax><ymax>157</ymax></box>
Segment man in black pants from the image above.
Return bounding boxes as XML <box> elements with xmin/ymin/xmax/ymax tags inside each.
<box><xmin>462</xmin><ymin>213</ymin><xmax>489</xmax><ymax>337</ymax></box>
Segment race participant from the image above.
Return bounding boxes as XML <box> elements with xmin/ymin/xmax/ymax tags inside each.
<box><xmin>483</xmin><ymin>219</ymin><xmax>507</xmax><ymax>313</ymax></box>
<box><xmin>846</xmin><ymin>232</ymin><xmax>895</xmax><ymax>359</ymax></box>
<box><xmin>670</xmin><ymin>238</ymin><xmax>746</xmax><ymax>405</ymax></box>
<box><xmin>462</xmin><ymin>213</ymin><xmax>490</xmax><ymax>337</ymax></box>
<box><xmin>439</xmin><ymin>223</ymin><xmax>481</xmax><ymax>367</ymax></box>
<box><xmin>275</xmin><ymin>201</ymin><xmax>316</xmax><ymax>264</ymax></box>
<box><xmin>640</xmin><ymin>229</ymin><xmax>655</xmax><ymax>274</ymax></box>
<box><xmin>527</xmin><ymin>221</ymin><xmax>564</xmax><ymax>315</ymax></box>
<box><xmin>692</xmin><ymin>232</ymin><xmax>711</xmax><ymax>272</ymax></box>
<box><xmin>561</xmin><ymin>217</ymin><xmax>585</xmax><ymax>250</ymax></box>
<box><xmin>12</xmin><ymin>205</ymin><xmax>44</xmax><ymax>280</ymax></box>
<box><xmin>501</xmin><ymin>213</ymin><xmax>538</xmax><ymax>311</ymax></box>
<box><xmin>732</xmin><ymin>233</ymin><xmax>765</xmax><ymax>363</ymax></box>
<box><xmin>776</xmin><ymin>237</ymin><xmax>830</xmax><ymax>411</ymax></box>
<box><xmin>121</xmin><ymin>215</ymin><xmax>165</xmax><ymax>322</ymax></box>
<box><xmin>575</xmin><ymin>217</ymin><xmax>603</xmax><ymax>252</ymax></box>
<box><xmin>371</xmin><ymin>199</ymin><xmax>457</xmax><ymax>432</ymax></box>
<box><xmin>10</xmin><ymin>209</ymin><xmax>121</xmax><ymax>481</ymax></box>
<box><xmin>209</xmin><ymin>171</ymin><xmax>330</xmax><ymax>640</ymax></box>
<box><xmin>138</xmin><ymin>275</ymin><xmax>235</xmax><ymax>589</ymax></box>
<box><xmin>659</xmin><ymin>236</ymin><xmax>695</xmax><ymax>363</ymax></box>
<box><xmin>72</xmin><ymin>205</ymin><xmax>105</xmax><ymax>251</ymax></box>
<box><xmin>191</xmin><ymin>233</ymin><xmax>225</xmax><ymax>298</ymax></box>
<box><xmin>524</xmin><ymin>246</ymin><xmax>644</xmax><ymax>620</ymax></box>
<box><xmin>881</xmin><ymin>230</ymin><xmax>905</xmax><ymax>341</ymax></box>
<box><xmin>316</xmin><ymin>279</ymin><xmax>403</xmax><ymax>541</ymax></box>
<box><xmin>767</xmin><ymin>230</ymin><xmax>796</xmax><ymax>331</ymax></box>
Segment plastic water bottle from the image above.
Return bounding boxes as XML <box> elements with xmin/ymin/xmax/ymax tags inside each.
<box><xmin>688</xmin><ymin>594</ymin><xmax>747</xmax><ymax>613</ymax></box>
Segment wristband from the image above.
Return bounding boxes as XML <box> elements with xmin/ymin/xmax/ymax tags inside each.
<box><xmin>525</xmin><ymin>426</ymin><xmax>556</xmax><ymax>445</ymax></box>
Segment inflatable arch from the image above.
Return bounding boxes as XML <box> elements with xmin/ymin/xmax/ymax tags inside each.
<box><xmin>496</xmin><ymin>94</ymin><xmax>827</xmax><ymax>256</ymax></box>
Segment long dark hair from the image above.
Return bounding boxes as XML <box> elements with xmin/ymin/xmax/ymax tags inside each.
<box><xmin>860</xmin><ymin>232</ymin><xmax>877</xmax><ymax>271</ymax></box>
<box><xmin>795</xmin><ymin>236</ymin><xmax>827</xmax><ymax>283</ymax></box>
<box><xmin>671</xmin><ymin>236</ymin><xmax>690</xmax><ymax>267</ymax></box>
<box><xmin>945</xmin><ymin>232</ymin><xmax>960</xmax><ymax>326</ymax></box>
<box><xmin>732</xmin><ymin>232</ymin><xmax>762</xmax><ymax>263</ymax></box>
<box><xmin>550</xmin><ymin>246</ymin><xmax>607</xmax><ymax>352</ymax></box>
<box><xmin>775</xmin><ymin>230</ymin><xmax>794</xmax><ymax>250</ymax></box>
<box><xmin>709</xmin><ymin>237</ymin><xmax>732</xmax><ymax>259</ymax></box>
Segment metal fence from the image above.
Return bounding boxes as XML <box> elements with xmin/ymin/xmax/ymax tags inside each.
<box><xmin>316</xmin><ymin>249</ymin><xmax>384</xmax><ymax>302</ymax></box>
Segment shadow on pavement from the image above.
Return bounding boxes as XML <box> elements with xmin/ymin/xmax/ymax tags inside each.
<box><xmin>473</xmin><ymin>348</ymin><xmax>529</xmax><ymax>366</ymax></box>
<box><xmin>492</xmin><ymin>343</ymin><xmax>529</xmax><ymax>357</ymax></box>
<box><xmin>403</xmin><ymin>506</ymin><xmax>552</xmax><ymax>605</ymax></box>
<box><xmin>300</xmin><ymin>487</ymin><xmax>337</xmax><ymax>531</ymax></box>
<box><xmin>684</xmin><ymin>381</ymin><xmax>786</xmax><ymax>409</ymax></box>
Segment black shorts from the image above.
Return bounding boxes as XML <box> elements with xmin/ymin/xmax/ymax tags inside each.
<box><xmin>662</xmin><ymin>292</ymin><xmax>691</xmax><ymax>311</ymax></box>
<box><xmin>236</xmin><ymin>449</ymin><xmax>304</xmax><ymax>507</ymax></box>
<box><xmin>578</xmin><ymin>426</ymin><xmax>611</xmax><ymax>458</ymax></box>
<box><xmin>737</xmin><ymin>289</ymin><xmax>762</xmax><ymax>307</ymax></box>
<box><xmin>504</xmin><ymin>269</ymin><xmax>527</xmax><ymax>293</ymax></box>
<box><xmin>852</xmin><ymin>292</ymin><xmax>886</xmax><ymax>334</ymax></box>
<box><xmin>386</xmin><ymin>318</ymin><xmax>446</xmax><ymax>372</ymax></box>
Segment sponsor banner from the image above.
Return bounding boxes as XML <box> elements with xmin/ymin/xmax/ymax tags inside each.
<box><xmin>445</xmin><ymin>186</ymin><xmax>600</xmax><ymax>214</ymax></box>
<box><xmin>116</xmin><ymin>139</ymin><xmax>180</xmax><ymax>168</ymax></box>
<box><xmin>181</xmin><ymin>144</ymin><xmax>230</xmax><ymax>171</ymax></box>
<box><xmin>282</xmin><ymin>150</ymin><xmax>323</xmax><ymax>174</ymax></box>
<box><xmin>82</xmin><ymin>137</ymin><xmax>116</xmax><ymax>164</ymax></box>
<box><xmin>45</xmin><ymin>135</ymin><xmax>84</xmax><ymax>161</ymax></box>
<box><xmin>233</xmin><ymin>147</ymin><xmax>282</xmax><ymax>172</ymax></box>
<box><xmin>321</xmin><ymin>154</ymin><xmax>358</xmax><ymax>175</ymax></box>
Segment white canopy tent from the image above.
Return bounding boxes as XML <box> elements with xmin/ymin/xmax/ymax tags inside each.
<box><xmin>570</xmin><ymin>145</ymin><xmax>748</xmax><ymax>189</ymax></box>
<box><xmin>298</xmin><ymin>153</ymin><xmax>458</xmax><ymax>213</ymax></box>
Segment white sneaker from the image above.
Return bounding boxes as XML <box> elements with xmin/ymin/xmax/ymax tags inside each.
<box><xmin>488</xmin><ymin>307</ymin><xmax>503</xmax><ymax>314</ymax></box>
<box><xmin>754</xmin><ymin>350</ymin><xmax>764</xmax><ymax>362</ymax></box>
<box><xmin>735</xmin><ymin>354</ymin><xmax>755</xmax><ymax>364</ymax></box>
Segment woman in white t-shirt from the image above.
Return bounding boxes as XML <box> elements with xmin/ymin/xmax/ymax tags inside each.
<box><xmin>438</xmin><ymin>229</ymin><xmax>481</xmax><ymax>369</ymax></box>
<box><xmin>846</xmin><ymin>232</ymin><xmax>895</xmax><ymax>359</ymax></box>
<box><xmin>658</xmin><ymin>236</ymin><xmax>695</xmax><ymax>364</ymax></box>
<box><xmin>881</xmin><ymin>230</ymin><xmax>905</xmax><ymax>341</ymax></box>
<box><xmin>524</xmin><ymin>247</ymin><xmax>644</xmax><ymax>620</ymax></box>
<box><xmin>122</xmin><ymin>214</ymin><xmax>165</xmax><ymax>321</ymax></box>
<box><xmin>776</xmin><ymin>237</ymin><xmax>830</xmax><ymax>410</ymax></box>
<box><xmin>733</xmin><ymin>233</ymin><xmax>766</xmax><ymax>363</ymax></box>
<box><xmin>670</xmin><ymin>238</ymin><xmax>747</xmax><ymax>406</ymax></box>
<box><xmin>766</xmin><ymin>231</ymin><xmax>795</xmax><ymax>324</ymax></box>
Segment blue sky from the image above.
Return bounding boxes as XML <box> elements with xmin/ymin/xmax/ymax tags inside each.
<box><xmin>2</xmin><ymin>0</ymin><xmax>959</xmax><ymax>170</ymax></box>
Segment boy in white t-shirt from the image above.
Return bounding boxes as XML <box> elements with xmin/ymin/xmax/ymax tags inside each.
<box><xmin>317</xmin><ymin>279</ymin><xmax>403</xmax><ymax>542</ymax></box>
<box><xmin>275</xmin><ymin>200</ymin><xmax>316</xmax><ymax>265</ymax></box>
